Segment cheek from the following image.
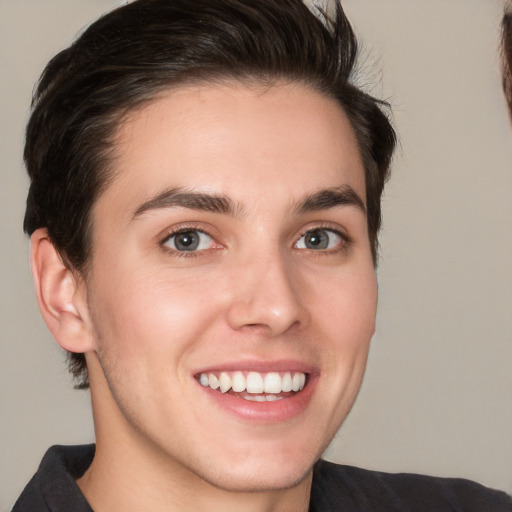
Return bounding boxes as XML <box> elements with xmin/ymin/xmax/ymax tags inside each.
<box><xmin>88</xmin><ymin>264</ymin><xmax>224</xmax><ymax>369</ymax></box>
<box><xmin>312</xmin><ymin>266</ymin><xmax>377</xmax><ymax>342</ymax></box>
<box><xmin>309</xmin><ymin>266</ymin><xmax>377</xmax><ymax>388</ymax></box>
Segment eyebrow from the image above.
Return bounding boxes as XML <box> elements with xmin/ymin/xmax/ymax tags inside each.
<box><xmin>131</xmin><ymin>187</ymin><xmax>240</xmax><ymax>220</ymax></box>
<box><xmin>291</xmin><ymin>185</ymin><xmax>366</xmax><ymax>215</ymax></box>
<box><xmin>131</xmin><ymin>184</ymin><xmax>365</xmax><ymax>221</ymax></box>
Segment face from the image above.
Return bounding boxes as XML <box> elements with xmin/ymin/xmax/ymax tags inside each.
<box><xmin>83</xmin><ymin>82</ymin><xmax>377</xmax><ymax>493</ymax></box>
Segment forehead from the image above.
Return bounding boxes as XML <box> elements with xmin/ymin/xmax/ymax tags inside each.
<box><xmin>101</xmin><ymin>81</ymin><xmax>365</xmax><ymax>217</ymax></box>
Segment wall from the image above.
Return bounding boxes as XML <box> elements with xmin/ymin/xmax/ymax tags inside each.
<box><xmin>1</xmin><ymin>0</ymin><xmax>511</xmax><ymax>508</ymax></box>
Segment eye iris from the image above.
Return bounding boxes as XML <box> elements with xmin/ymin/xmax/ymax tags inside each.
<box><xmin>174</xmin><ymin>231</ymin><xmax>199</xmax><ymax>251</ymax></box>
<box><xmin>305</xmin><ymin>229</ymin><xmax>329</xmax><ymax>249</ymax></box>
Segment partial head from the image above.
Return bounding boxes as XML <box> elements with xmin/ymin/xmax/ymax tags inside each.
<box><xmin>503</xmin><ymin>0</ymin><xmax>512</xmax><ymax>117</ymax></box>
<box><xmin>24</xmin><ymin>0</ymin><xmax>395</xmax><ymax>388</ymax></box>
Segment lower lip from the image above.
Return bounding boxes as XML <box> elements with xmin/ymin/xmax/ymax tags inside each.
<box><xmin>197</xmin><ymin>376</ymin><xmax>318</xmax><ymax>423</ymax></box>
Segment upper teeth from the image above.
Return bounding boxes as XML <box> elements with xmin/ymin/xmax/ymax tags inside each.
<box><xmin>198</xmin><ymin>371</ymin><xmax>306</xmax><ymax>394</ymax></box>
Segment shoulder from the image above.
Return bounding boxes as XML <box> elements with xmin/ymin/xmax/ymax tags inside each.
<box><xmin>310</xmin><ymin>459</ymin><xmax>512</xmax><ymax>512</ymax></box>
<box><xmin>11</xmin><ymin>445</ymin><xmax>94</xmax><ymax>512</ymax></box>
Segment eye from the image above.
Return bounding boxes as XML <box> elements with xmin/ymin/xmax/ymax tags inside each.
<box><xmin>163</xmin><ymin>230</ymin><xmax>214</xmax><ymax>252</ymax></box>
<box><xmin>295</xmin><ymin>228</ymin><xmax>343</xmax><ymax>251</ymax></box>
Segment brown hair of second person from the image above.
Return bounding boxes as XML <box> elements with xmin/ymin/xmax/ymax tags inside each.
<box><xmin>503</xmin><ymin>1</ymin><xmax>512</xmax><ymax>115</ymax></box>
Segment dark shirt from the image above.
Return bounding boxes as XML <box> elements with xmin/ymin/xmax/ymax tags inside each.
<box><xmin>13</xmin><ymin>445</ymin><xmax>94</xmax><ymax>512</ymax></box>
<box><xmin>12</xmin><ymin>445</ymin><xmax>512</xmax><ymax>511</ymax></box>
<box><xmin>310</xmin><ymin>459</ymin><xmax>512</xmax><ymax>511</ymax></box>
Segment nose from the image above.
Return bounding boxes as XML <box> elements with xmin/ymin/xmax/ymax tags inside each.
<box><xmin>226</xmin><ymin>251</ymin><xmax>310</xmax><ymax>336</ymax></box>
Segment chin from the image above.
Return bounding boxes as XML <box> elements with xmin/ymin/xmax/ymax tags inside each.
<box><xmin>190</xmin><ymin>450</ymin><xmax>318</xmax><ymax>493</ymax></box>
<box><xmin>207</xmin><ymin>467</ymin><xmax>313</xmax><ymax>494</ymax></box>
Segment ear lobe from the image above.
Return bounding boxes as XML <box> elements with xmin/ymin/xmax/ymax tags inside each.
<box><xmin>30</xmin><ymin>228</ymin><xmax>95</xmax><ymax>354</ymax></box>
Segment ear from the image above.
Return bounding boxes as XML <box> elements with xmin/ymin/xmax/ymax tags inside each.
<box><xmin>30</xmin><ymin>228</ymin><xmax>96</xmax><ymax>353</ymax></box>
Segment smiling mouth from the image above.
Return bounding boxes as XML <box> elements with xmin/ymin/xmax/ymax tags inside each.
<box><xmin>197</xmin><ymin>371</ymin><xmax>307</xmax><ymax>402</ymax></box>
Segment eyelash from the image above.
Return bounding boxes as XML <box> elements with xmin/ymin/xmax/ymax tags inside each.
<box><xmin>158</xmin><ymin>224</ymin><xmax>350</xmax><ymax>257</ymax></box>
<box><xmin>294</xmin><ymin>225</ymin><xmax>350</xmax><ymax>254</ymax></box>
<box><xmin>159</xmin><ymin>225</ymin><xmax>216</xmax><ymax>258</ymax></box>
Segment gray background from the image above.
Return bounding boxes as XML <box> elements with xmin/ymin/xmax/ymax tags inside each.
<box><xmin>1</xmin><ymin>0</ymin><xmax>511</xmax><ymax>509</ymax></box>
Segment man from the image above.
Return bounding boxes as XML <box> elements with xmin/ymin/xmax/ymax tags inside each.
<box><xmin>13</xmin><ymin>1</ymin><xmax>511</xmax><ymax>510</ymax></box>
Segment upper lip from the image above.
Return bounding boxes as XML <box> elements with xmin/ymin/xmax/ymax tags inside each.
<box><xmin>193</xmin><ymin>359</ymin><xmax>318</xmax><ymax>377</ymax></box>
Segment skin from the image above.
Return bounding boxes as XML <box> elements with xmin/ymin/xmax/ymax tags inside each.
<box><xmin>32</xmin><ymin>82</ymin><xmax>377</xmax><ymax>512</ymax></box>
